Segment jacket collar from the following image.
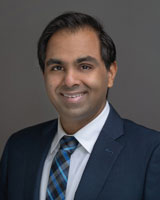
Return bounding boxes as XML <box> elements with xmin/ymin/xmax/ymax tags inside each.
<box><xmin>24</xmin><ymin>120</ymin><xmax>58</xmax><ymax>200</ymax></box>
<box><xmin>75</xmin><ymin>104</ymin><xmax>125</xmax><ymax>200</ymax></box>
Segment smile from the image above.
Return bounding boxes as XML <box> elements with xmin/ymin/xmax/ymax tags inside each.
<box><xmin>62</xmin><ymin>93</ymin><xmax>84</xmax><ymax>98</ymax></box>
<box><xmin>60</xmin><ymin>92</ymin><xmax>87</xmax><ymax>103</ymax></box>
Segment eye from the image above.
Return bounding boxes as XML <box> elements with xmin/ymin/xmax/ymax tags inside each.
<box><xmin>51</xmin><ymin>65</ymin><xmax>64</xmax><ymax>71</ymax></box>
<box><xmin>80</xmin><ymin>64</ymin><xmax>92</xmax><ymax>70</ymax></box>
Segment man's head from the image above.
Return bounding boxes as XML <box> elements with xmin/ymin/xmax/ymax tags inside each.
<box><xmin>38</xmin><ymin>12</ymin><xmax>116</xmax><ymax>72</ymax></box>
<box><xmin>38</xmin><ymin>12</ymin><xmax>117</xmax><ymax>134</ymax></box>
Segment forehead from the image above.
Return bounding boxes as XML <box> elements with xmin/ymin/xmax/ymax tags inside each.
<box><xmin>45</xmin><ymin>27</ymin><xmax>102</xmax><ymax>61</ymax></box>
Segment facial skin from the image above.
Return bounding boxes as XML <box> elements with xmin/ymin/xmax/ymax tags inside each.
<box><xmin>44</xmin><ymin>27</ymin><xmax>117</xmax><ymax>134</ymax></box>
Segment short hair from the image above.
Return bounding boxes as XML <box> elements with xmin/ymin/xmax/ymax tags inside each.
<box><xmin>37</xmin><ymin>12</ymin><xmax>116</xmax><ymax>72</ymax></box>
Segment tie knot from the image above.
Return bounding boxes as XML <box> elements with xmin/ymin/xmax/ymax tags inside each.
<box><xmin>59</xmin><ymin>136</ymin><xmax>78</xmax><ymax>154</ymax></box>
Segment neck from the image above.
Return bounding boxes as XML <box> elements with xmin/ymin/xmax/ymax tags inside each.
<box><xmin>59</xmin><ymin>102</ymin><xmax>107</xmax><ymax>135</ymax></box>
<box><xmin>60</xmin><ymin>118</ymin><xmax>90</xmax><ymax>135</ymax></box>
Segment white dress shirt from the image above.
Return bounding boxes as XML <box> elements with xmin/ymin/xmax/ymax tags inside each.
<box><xmin>40</xmin><ymin>102</ymin><xmax>110</xmax><ymax>200</ymax></box>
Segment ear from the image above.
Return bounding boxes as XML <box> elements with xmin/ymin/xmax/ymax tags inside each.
<box><xmin>107</xmin><ymin>61</ymin><xmax>118</xmax><ymax>88</ymax></box>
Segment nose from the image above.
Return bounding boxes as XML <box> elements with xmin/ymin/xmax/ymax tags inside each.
<box><xmin>63</xmin><ymin>69</ymin><xmax>80</xmax><ymax>88</ymax></box>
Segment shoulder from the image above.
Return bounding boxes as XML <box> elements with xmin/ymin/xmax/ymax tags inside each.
<box><xmin>122</xmin><ymin>118</ymin><xmax>160</xmax><ymax>146</ymax></box>
<box><xmin>123</xmin><ymin>118</ymin><xmax>160</xmax><ymax>136</ymax></box>
<box><xmin>6</xmin><ymin>119</ymin><xmax>58</xmax><ymax>149</ymax></box>
<box><xmin>109</xmin><ymin>104</ymin><xmax>160</xmax><ymax>143</ymax></box>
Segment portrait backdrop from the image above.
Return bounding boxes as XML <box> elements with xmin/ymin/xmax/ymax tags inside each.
<box><xmin>0</xmin><ymin>0</ymin><xmax>160</xmax><ymax>157</ymax></box>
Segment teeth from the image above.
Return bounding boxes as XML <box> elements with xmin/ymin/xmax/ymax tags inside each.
<box><xmin>63</xmin><ymin>93</ymin><xmax>83</xmax><ymax>98</ymax></box>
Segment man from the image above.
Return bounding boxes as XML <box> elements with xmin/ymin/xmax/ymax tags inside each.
<box><xmin>0</xmin><ymin>12</ymin><xmax>160</xmax><ymax>200</ymax></box>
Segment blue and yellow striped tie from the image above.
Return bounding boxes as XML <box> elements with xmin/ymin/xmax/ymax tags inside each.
<box><xmin>46</xmin><ymin>136</ymin><xmax>78</xmax><ymax>200</ymax></box>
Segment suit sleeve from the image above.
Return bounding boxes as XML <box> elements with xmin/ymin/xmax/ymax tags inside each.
<box><xmin>144</xmin><ymin>143</ymin><xmax>160</xmax><ymax>200</ymax></box>
<box><xmin>0</xmin><ymin>141</ymin><xmax>9</xmax><ymax>200</ymax></box>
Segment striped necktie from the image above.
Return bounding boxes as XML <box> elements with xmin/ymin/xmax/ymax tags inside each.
<box><xmin>46</xmin><ymin>136</ymin><xmax>78</xmax><ymax>200</ymax></box>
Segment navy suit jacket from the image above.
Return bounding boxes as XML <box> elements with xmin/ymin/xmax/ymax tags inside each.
<box><xmin>0</xmin><ymin>105</ymin><xmax>160</xmax><ymax>200</ymax></box>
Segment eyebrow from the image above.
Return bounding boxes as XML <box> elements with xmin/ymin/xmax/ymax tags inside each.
<box><xmin>75</xmin><ymin>56</ymin><xmax>99</xmax><ymax>65</ymax></box>
<box><xmin>46</xmin><ymin>58</ymin><xmax>65</xmax><ymax>67</ymax></box>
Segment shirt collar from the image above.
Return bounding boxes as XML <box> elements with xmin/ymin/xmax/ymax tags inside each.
<box><xmin>50</xmin><ymin>101</ymin><xmax>110</xmax><ymax>154</ymax></box>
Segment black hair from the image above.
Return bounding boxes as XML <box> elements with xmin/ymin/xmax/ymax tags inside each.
<box><xmin>37</xmin><ymin>11</ymin><xmax>116</xmax><ymax>72</ymax></box>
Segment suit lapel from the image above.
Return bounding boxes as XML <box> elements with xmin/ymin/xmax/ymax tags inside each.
<box><xmin>75</xmin><ymin>105</ymin><xmax>125</xmax><ymax>200</ymax></box>
<box><xmin>23</xmin><ymin>120</ymin><xmax>58</xmax><ymax>200</ymax></box>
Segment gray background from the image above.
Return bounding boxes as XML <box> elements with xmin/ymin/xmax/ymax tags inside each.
<box><xmin>0</xmin><ymin>0</ymin><xmax>160</xmax><ymax>157</ymax></box>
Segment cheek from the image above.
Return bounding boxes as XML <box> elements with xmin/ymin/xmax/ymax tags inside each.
<box><xmin>88</xmin><ymin>71</ymin><xmax>108</xmax><ymax>90</ymax></box>
<box><xmin>44</xmin><ymin>79</ymin><xmax>56</xmax><ymax>98</ymax></box>
<box><xmin>86</xmin><ymin>78</ymin><xmax>108</xmax><ymax>98</ymax></box>
<box><xmin>44</xmin><ymin>75</ymin><xmax>59</xmax><ymax>90</ymax></box>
